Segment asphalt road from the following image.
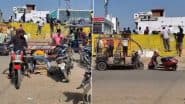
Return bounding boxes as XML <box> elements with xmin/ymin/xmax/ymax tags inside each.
<box><xmin>0</xmin><ymin>55</ymin><xmax>85</xmax><ymax>104</ymax></box>
<box><xmin>93</xmin><ymin>69</ymin><xmax>185</xmax><ymax>104</ymax></box>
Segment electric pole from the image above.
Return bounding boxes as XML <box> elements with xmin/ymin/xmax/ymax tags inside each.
<box><xmin>104</xmin><ymin>0</ymin><xmax>109</xmax><ymax>17</ymax></box>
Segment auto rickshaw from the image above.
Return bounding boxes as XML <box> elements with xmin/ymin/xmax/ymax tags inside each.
<box><xmin>95</xmin><ymin>36</ymin><xmax>144</xmax><ymax>71</ymax></box>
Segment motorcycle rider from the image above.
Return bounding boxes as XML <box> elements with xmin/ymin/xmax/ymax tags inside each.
<box><xmin>8</xmin><ymin>29</ymin><xmax>28</xmax><ymax>78</ymax></box>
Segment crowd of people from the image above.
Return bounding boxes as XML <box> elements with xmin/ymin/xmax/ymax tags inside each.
<box><xmin>0</xmin><ymin>22</ymin><xmax>91</xmax><ymax>78</ymax></box>
<box><xmin>97</xmin><ymin>30</ymin><xmax>131</xmax><ymax>60</ymax></box>
<box><xmin>96</xmin><ymin>26</ymin><xmax>185</xmax><ymax>59</ymax></box>
<box><xmin>160</xmin><ymin>26</ymin><xmax>184</xmax><ymax>56</ymax></box>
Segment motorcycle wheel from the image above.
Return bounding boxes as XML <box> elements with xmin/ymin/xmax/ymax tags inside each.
<box><xmin>97</xmin><ymin>61</ymin><xmax>107</xmax><ymax>71</ymax></box>
<box><xmin>15</xmin><ymin>70</ymin><xmax>21</xmax><ymax>89</ymax></box>
<box><xmin>84</xmin><ymin>94</ymin><xmax>91</xmax><ymax>104</ymax></box>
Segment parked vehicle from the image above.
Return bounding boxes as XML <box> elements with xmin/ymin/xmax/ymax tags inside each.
<box><xmin>77</xmin><ymin>64</ymin><xmax>91</xmax><ymax>104</ymax></box>
<box><xmin>148</xmin><ymin>51</ymin><xmax>178</xmax><ymax>71</ymax></box>
<box><xmin>80</xmin><ymin>46</ymin><xmax>91</xmax><ymax>65</ymax></box>
<box><xmin>96</xmin><ymin>51</ymin><xmax>144</xmax><ymax>71</ymax></box>
<box><xmin>77</xmin><ymin>45</ymin><xmax>91</xmax><ymax>103</ymax></box>
<box><xmin>55</xmin><ymin>44</ymin><xmax>73</xmax><ymax>82</ymax></box>
<box><xmin>10</xmin><ymin>50</ymin><xmax>24</xmax><ymax>89</ymax></box>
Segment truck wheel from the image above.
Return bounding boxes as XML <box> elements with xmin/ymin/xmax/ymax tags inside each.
<box><xmin>97</xmin><ymin>62</ymin><xmax>107</xmax><ymax>71</ymax></box>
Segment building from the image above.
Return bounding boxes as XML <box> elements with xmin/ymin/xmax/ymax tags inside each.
<box><xmin>13</xmin><ymin>4</ymin><xmax>49</xmax><ymax>23</ymax></box>
<box><xmin>111</xmin><ymin>17</ymin><xmax>120</xmax><ymax>34</ymax></box>
<box><xmin>50</xmin><ymin>9</ymin><xmax>92</xmax><ymax>26</ymax></box>
<box><xmin>134</xmin><ymin>9</ymin><xmax>185</xmax><ymax>34</ymax></box>
<box><xmin>93</xmin><ymin>17</ymin><xmax>113</xmax><ymax>34</ymax></box>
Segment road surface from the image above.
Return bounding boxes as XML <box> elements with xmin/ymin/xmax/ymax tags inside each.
<box><xmin>93</xmin><ymin>68</ymin><xmax>185</xmax><ymax>104</ymax></box>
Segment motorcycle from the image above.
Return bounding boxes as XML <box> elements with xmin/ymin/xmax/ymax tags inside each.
<box><xmin>10</xmin><ymin>50</ymin><xmax>24</xmax><ymax>89</ymax></box>
<box><xmin>55</xmin><ymin>44</ymin><xmax>73</xmax><ymax>82</ymax></box>
<box><xmin>77</xmin><ymin>47</ymin><xmax>91</xmax><ymax>104</ymax></box>
<box><xmin>79</xmin><ymin>46</ymin><xmax>91</xmax><ymax>66</ymax></box>
<box><xmin>77</xmin><ymin>64</ymin><xmax>91</xmax><ymax>104</ymax></box>
<box><xmin>148</xmin><ymin>51</ymin><xmax>178</xmax><ymax>71</ymax></box>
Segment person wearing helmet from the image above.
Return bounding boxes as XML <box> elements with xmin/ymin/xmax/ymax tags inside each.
<box><xmin>7</xmin><ymin>29</ymin><xmax>28</xmax><ymax>78</ymax></box>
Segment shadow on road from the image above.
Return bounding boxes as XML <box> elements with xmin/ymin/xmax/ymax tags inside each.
<box><xmin>63</xmin><ymin>91</ymin><xmax>83</xmax><ymax>104</ymax></box>
<box><xmin>2</xmin><ymin>68</ymin><xmax>8</xmax><ymax>75</ymax></box>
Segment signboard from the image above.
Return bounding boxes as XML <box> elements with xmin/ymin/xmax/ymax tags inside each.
<box><xmin>93</xmin><ymin>17</ymin><xmax>105</xmax><ymax>22</ymax></box>
<box><xmin>141</xmin><ymin>16</ymin><xmax>158</xmax><ymax>21</ymax></box>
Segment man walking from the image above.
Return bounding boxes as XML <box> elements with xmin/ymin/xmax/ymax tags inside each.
<box><xmin>161</xmin><ymin>27</ymin><xmax>171</xmax><ymax>52</ymax></box>
<box><xmin>176</xmin><ymin>26</ymin><xmax>184</xmax><ymax>57</ymax></box>
<box><xmin>37</xmin><ymin>18</ymin><xmax>44</xmax><ymax>35</ymax></box>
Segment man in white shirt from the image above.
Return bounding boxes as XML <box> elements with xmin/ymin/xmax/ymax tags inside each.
<box><xmin>161</xmin><ymin>27</ymin><xmax>170</xmax><ymax>52</ymax></box>
<box><xmin>122</xmin><ymin>34</ymin><xmax>129</xmax><ymax>57</ymax></box>
<box><xmin>37</xmin><ymin>18</ymin><xmax>44</xmax><ymax>35</ymax></box>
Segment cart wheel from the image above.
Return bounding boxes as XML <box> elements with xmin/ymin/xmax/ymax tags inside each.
<box><xmin>97</xmin><ymin>61</ymin><xmax>107</xmax><ymax>71</ymax></box>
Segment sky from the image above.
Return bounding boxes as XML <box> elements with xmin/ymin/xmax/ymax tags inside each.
<box><xmin>95</xmin><ymin>0</ymin><xmax>185</xmax><ymax>29</ymax></box>
<box><xmin>0</xmin><ymin>0</ymin><xmax>92</xmax><ymax>20</ymax></box>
